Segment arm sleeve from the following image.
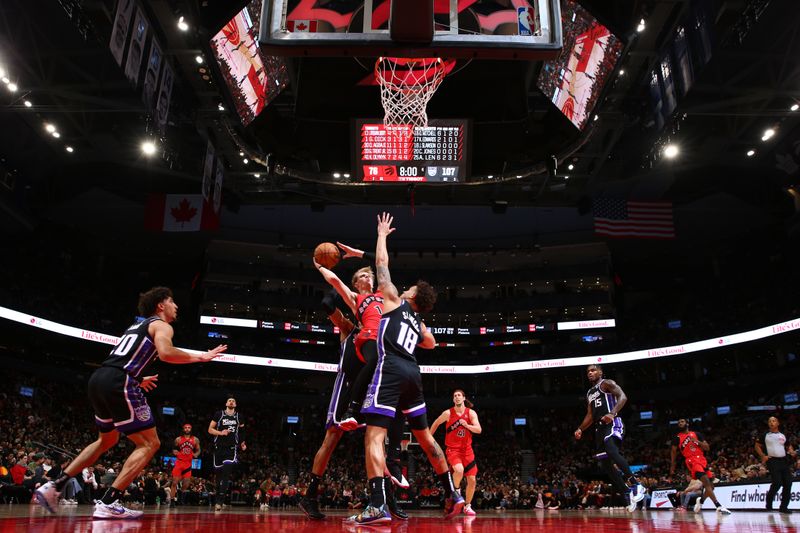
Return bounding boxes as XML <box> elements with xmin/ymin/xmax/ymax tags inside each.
<box><xmin>362</xmin><ymin>251</ymin><xmax>375</xmax><ymax>263</ymax></box>
<box><xmin>321</xmin><ymin>288</ymin><xmax>339</xmax><ymax>316</ymax></box>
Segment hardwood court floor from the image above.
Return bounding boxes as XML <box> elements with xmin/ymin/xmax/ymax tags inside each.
<box><xmin>1</xmin><ymin>505</ymin><xmax>797</xmax><ymax>532</ymax></box>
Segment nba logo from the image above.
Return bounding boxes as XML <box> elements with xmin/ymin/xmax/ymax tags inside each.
<box><xmin>518</xmin><ymin>6</ymin><xmax>533</xmax><ymax>36</ymax></box>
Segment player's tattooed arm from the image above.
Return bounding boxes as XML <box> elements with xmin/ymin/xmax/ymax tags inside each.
<box><xmin>600</xmin><ymin>379</ymin><xmax>627</xmax><ymax>416</ymax></box>
<box><xmin>375</xmin><ymin>212</ymin><xmax>400</xmax><ymax>301</ymax></box>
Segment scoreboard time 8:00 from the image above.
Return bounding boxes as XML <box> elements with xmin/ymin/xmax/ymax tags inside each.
<box><xmin>355</xmin><ymin>119</ymin><xmax>469</xmax><ymax>182</ymax></box>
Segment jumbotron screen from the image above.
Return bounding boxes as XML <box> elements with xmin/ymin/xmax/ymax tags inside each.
<box><xmin>210</xmin><ymin>5</ymin><xmax>288</xmax><ymax>126</ymax></box>
<box><xmin>355</xmin><ymin>119</ymin><xmax>469</xmax><ymax>182</ymax></box>
<box><xmin>536</xmin><ymin>0</ymin><xmax>623</xmax><ymax>130</ymax></box>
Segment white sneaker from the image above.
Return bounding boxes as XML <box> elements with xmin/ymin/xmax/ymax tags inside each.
<box><xmin>35</xmin><ymin>482</ymin><xmax>62</xmax><ymax>514</ymax></box>
<box><xmin>93</xmin><ymin>500</ymin><xmax>144</xmax><ymax>519</ymax></box>
<box><xmin>337</xmin><ymin>417</ymin><xmax>359</xmax><ymax>431</ymax></box>
<box><xmin>390</xmin><ymin>473</ymin><xmax>410</xmax><ymax>489</ymax></box>
<box><xmin>626</xmin><ymin>490</ymin><xmax>638</xmax><ymax>513</ymax></box>
<box><xmin>631</xmin><ymin>484</ymin><xmax>646</xmax><ymax>503</ymax></box>
<box><xmin>716</xmin><ymin>506</ymin><xmax>732</xmax><ymax>515</ymax></box>
<box><xmin>214</xmin><ymin>504</ymin><xmax>222</xmax><ymax>511</ymax></box>
<box><xmin>693</xmin><ymin>499</ymin><xmax>703</xmax><ymax>513</ymax></box>
<box><xmin>464</xmin><ymin>503</ymin><xmax>477</xmax><ymax>516</ymax></box>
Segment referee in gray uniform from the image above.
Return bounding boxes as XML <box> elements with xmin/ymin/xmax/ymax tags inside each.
<box><xmin>755</xmin><ymin>416</ymin><xmax>796</xmax><ymax>514</ymax></box>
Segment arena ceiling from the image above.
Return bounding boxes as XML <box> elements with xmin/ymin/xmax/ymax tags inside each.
<box><xmin>0</xmin><ymin>0</ymin><xmax>797</xmax><ymax>252</ymax></box>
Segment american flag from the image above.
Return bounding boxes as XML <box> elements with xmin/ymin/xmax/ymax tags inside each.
<box><xmin>592</xmin><ymin>198</ymin><xmax>675</xmax><ymax>239</ymax></box>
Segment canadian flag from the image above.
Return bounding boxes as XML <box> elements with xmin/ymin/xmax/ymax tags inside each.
<box><xmin>287</xmin><ymin>20</ymin><xmax>318</xmax><ymax>32</ymax></box>
<box><xmin>144</xmin><ymin>194</ymin><xmax>219</xmax><ymax>232</ymax></box>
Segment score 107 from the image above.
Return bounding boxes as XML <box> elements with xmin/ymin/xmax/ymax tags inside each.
<box><xmin>363</xmin><ymin>165</ymin><xmax>459</xmax><ymax>182</ymax></box>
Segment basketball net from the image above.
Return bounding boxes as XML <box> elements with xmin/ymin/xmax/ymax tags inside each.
<box><xmin>375</xmin><ymin>57</ymin><xmax>446</xmax><ymax>140</ymax></box>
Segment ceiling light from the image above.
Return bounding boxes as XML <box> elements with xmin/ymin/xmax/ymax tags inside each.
<box><xmin>746</xmin><ymin>149</ymin><xmax>755</xmax><ymax>157</ymax></box>
<box><xmin>619</xmin><ymin>69</ymin><xmax>625</xmax><ymax>76</ymax></box>
<box><xmin>52</xmin><ymin>131</ymin><xmax>61</xmax><ymax>138</ymax></box>
<box><xmin>65</xmin><ymin>146</ymin><xmax>74</xmax><ymax>153</ymax></box>
<box><xmin>761</xmin><ymin>128</ymin><xmax>775</xmax><ymax>141</ymax></box>
<box><xmin>0</xmin><ymin>66</ymin><xmax>5</xmax><ymax>78</ymax></box>
<box><xmin>45</xmin><ymin>123</ymin><xmax>56</xmax><ymax>133</ymax></box>
<box><xmin>7</xmin><ymin>83</ymin><xmax>17</xmax><ymax>92</ymax></box>
<box><xmin>663</xmin><ymin>144</ymin><xmax>679</xmax><ymax>159</ymax></box>
<box><xmin>568</xmin><ymin>164</ymin><xmax>574</xmax><ymax>170</ymax></box>
<box><xmin>177</xmin><ymin>16</ymin><xmax>189</xmax><ymax>32</ymax></box>
<box><xmin>791</xmin><ymin>104</ymin><xmax>799</xmax><ymax>112</ymax></box>
<box><xmin>23</xmin><ymin>100</ymin><xmax>32</xmax><ymax>107</ymax></box>
<box><xmin>637</xmin><ymin>19</ymin><xmax>646</xmax><ymax>32</ymax></box>
<box><xmin>564</xmin><ymin>175</ymin><xmax>569</xmax><ymax>180</ymax></box>
<box><xmin>1</xmin><ymin>77</ymin><xmax>8</xmax><ymax>84</ymax></box>
<box><xmin>487</xmin><ymin>175</ymin><xmax>493</xmax><ymax>179</ymax></box>
<box><xmin>217</xmin><ymin>103</ymin><xmax>225</xmax><ymax>111</ymax></box>
<box><xmin>593</xmin><ymin>114</ymin><xmax>598</xmax><ymax>121</ymax></box>
<box><xmin>239</xmin><ymin>151</ymin><xmax>244</xmax><ymax>156</ymax></box>
<box><xmin>141</xmin><ymin>140</ymin><xmax>157</xmax><ymax>155</ymax></box>
<box><xmin>333</xmin><ymin>172</ymin><xmax>341</xmax><ymax>178</ymax></box>
<box><xmin>343</xmin><ymin>173</ymin><xmax>351</xmax><ymax>178</ymax></box>
<box><xmin>243</xmin><ymin>158</ymin><xmax>249</xmax><ymax>164</ymax></box>
<box><xmin>195</xmin><ymin>55</ymin><xmax>203</xmax><ymax>64</ymax></box>
<box><xmin>254</xmin><ymin>173</ymin><xmax>261</xmax><ymax>178</ymax></box>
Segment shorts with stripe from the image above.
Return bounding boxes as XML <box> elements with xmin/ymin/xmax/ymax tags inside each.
<box><xmin>213</xmin><ymin>445</ymin><xmax>238</xmax><ymax>468</ymax></box>
<box><xmin>594</xmin><ymin>418</ymin><xmax>624</xmax><ymax>459</ymax></box>
<box><xmin>88</xmin><ymin>366</ymin><xmax>155</xmax><ymax>436</ymax></box>
<box><xmin>361</xmin><ymin>353</ymin><xmax>428</xmax><ymax>430</ymax></box>
<box><xmin>447</xmin><ymin>446</ymin><xmax>478</xmax><ymax>476</ymax></box>
<box><xmin>325</xmin><ymin>343</ymin><xmax>364</xmax><ymax>430</ymax></box>
<box><xmin>172</xmin><ymin>460</ymin><xmax>193</xmax><ymax>479</ymax></box>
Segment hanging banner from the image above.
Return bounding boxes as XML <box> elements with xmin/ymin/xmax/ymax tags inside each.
<box><xmin>109</xmin><ymin>0</ymin><xmax>136</xmax><ymax>67</ymax></box>
<box><xmin>155</xmin><ymin>61</ymin><xmax>174</xmax><ymax>133</ymax></box>
<box><xmin>143</xmin><ymin>38</ymin><xmax>163</xmax><ymax>110</ymax></box>
<box><xmin>123</xmin><ymin>5</ymin><xmax>149</xmax><ymax>86</ymax></box>
<box><xmin>213</xmin><ymin>158</ymin><xmax>224</xmax><ymax>214</ymax></box>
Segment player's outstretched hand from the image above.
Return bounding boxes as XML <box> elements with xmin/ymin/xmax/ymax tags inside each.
<box><xmin>199</xmin><ymin>344</ymin><xmax>227</xmax><ymax>361</ymax></box>
<box><xmin>337</xmin><ymin>242</ymin><xmax>363</xmax><ymax>259</ymax></box>
<box><xmin>574</xmin><ymin>428</ymin><xmax>582</xmax><ymax>440</ymax></box>
<box><xmin>140</xmin><ymin>375</ymin><xmax>159</xmax><ymax>392</ymax></box>
<box><xmin>377</xmin><ymin>212</ymin><xmax>396</xmax><ymax>237</ymax></box>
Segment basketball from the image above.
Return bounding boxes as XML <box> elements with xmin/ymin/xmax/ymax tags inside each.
<box><xmin>314</xmin><ymin>242</ymin><xmax>340</xmax><ymax>269</ymax></box>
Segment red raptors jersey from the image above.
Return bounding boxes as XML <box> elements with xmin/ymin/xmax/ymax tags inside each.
<box><xmin>674</xmin><ymin>431</ymin><xmax>706</xmax><ymax>460</ymax></box>
<box><xmin>445</xmin><ymin>407</ymin><xmax>473</xmax><ymax>449</ymax></box>
<box><xmin>356</xmin><ymin>292</ymin><xmax>384</xmax><ymax>332</ymax></box>
<box><xmin>176</xmin><ymin>436</ymin><xmax>195</xmax><ymax>462</ymax></box>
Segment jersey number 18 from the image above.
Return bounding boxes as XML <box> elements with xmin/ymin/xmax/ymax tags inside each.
<box><xmin>397</xmin><ymin>323</ymin><xmax>419</xmax><ymax>354</ymax></box>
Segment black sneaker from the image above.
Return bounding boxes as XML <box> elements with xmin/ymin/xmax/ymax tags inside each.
<box><xmin>779</xmin><ymin>508</ymin><xmax>792</xmax><ymax>515</ymax></box>
<box><xmin>299</xmin><ymin>497</ymin><xmax>326</xmax><ymax>520</ymax></box>
<box><xmin>386</xmin><ymin>491</ymin><xmax>408</xmax><ymax>520</ymax></box>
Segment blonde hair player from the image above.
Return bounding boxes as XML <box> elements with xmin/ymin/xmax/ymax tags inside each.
<box><xmin>430</xmin><ymin>389</ymin><xmax>482</xmax><ymax>515</ymax></box>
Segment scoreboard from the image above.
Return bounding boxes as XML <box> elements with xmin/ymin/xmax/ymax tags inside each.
<box><xmin>355</xmin><ymin>119</ymin><xmax>469</xmax><ymax>182</ymax></box>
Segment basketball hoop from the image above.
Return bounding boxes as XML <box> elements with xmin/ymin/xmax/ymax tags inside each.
<box><xmin>375</xmin><ymin>57</ymin><xmax>446</xmax><ymax>131</ymax></box>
